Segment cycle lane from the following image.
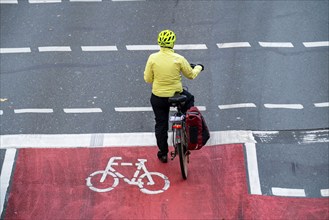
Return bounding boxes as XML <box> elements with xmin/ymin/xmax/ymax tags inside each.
<box><xmin>3</xmin><ymin>144</ymin><xmax>328</xmax><ymax>220</ymax></box>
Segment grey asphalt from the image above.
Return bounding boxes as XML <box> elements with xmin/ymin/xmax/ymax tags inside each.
<box><xmin>0</xmin><ymin>0</ymin><xmax>328</xmax><ymax>199</ymax></box>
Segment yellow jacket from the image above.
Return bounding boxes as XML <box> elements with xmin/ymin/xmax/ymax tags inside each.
<box><xmin>144</xmin><ymin>47</ymin><xmax>202</xmax><ymax>97</ymax></box>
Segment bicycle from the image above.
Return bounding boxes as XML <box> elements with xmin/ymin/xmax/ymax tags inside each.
<box><xmin>168</xmin><ymin>93</ymin><xmax>190</xmax><ymax>180</ymax></box>
<box><xmin>86</xmin><ymin>157</ymin><xmax>170</xmax><ymax>194</ymax></box>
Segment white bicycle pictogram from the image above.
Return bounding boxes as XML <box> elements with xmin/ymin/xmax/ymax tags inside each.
<box><xmin>86</xmin><ymin>157</ymin><xmax>170</xmax><ymax>194</ymax></box>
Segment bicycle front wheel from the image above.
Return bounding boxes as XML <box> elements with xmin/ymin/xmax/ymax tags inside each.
<box><xmin>176</xmin><ymin>129</ymin><xmax>188</xmax><ymax>179</ymax></box>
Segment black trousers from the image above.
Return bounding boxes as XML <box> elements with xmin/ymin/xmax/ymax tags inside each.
<box><xmin>150</xmin><ymin>90</ymin><xmax>194</xmax><ymax>156</ymax></box>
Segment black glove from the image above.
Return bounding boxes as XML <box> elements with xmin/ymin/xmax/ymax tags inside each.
<box><xmin>190</xmin><ymin>63</ymin><xmax>196</xmax><ymax>68</ymax></box>
<box><xmin>197</xmin><ymin>64</ymin><xmax>204</xmax><ymax>71</ymax></box>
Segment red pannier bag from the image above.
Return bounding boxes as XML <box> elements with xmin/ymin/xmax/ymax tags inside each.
<box><xmin>185</xmin><ymin>106</ymin><xmax>210</xmax><ymax>150</ymax></box>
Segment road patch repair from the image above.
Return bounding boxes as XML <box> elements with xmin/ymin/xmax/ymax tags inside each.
<box><xmin>1</xmin><ymin>130</ymin><xmax>328</xmax><ymax>219</ymax></box>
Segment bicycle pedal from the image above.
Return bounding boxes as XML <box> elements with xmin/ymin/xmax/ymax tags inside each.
<box><xmin>170</xmin><ymin>151</ymin><xmax>176</xmax><ymax>160</ymax></box>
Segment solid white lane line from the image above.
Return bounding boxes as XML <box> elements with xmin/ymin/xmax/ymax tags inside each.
<box><xmin>0</xmin><ymin>0</ymin><xmax>18</xmax><ymax>3</ymax></box>
<box><xmin>314</xmin><ymin>102</ymin><xmax>329</xmax><ymax>108</ymax></box>
<box><xmin>14</xmin><ymin>109</ymin><xmax>54</xmax><ymax>114</ymax></box>
<box><xmin>63</xmin><ymin>108</ymin><xmax>102</xmax><ymax>113</ymax></box>
<box><xmin>29</xmin><ymin>0</ymin><xmax>61</xmax><ymax>3</ymax></box>
<box><xmin>264</xmin><ymin>104</ymin><xmax>304</xmax><ymax>109</ymax></box>
<box><xmin>259</xmin><ymin>42</ymin><xmax>294</xmax><ymax>48</ymax></box>
<box><xmin>38</xmin><ymin>46</ymin><xmax>71</xmax><ymax>52</ymax></box>
<box><xmin>173</xmin><ymin>44</ymin><xmax>208</xmax><ymax>50</ymax></box>
<box><xmin>303</xmin><ymin>41</ymin><xmax>329</xmax><ymax>47</ymax></box>
<box><xmin>217</xmin><ymin>42</ymin><xmax>251</xmax><ymax>48</ymax></box>
<box><xmin>0</xmin><ymin>130</ymin><xmax>256</xmax><ymax>148</ymax></box>
<box><xmin>320</xmin><ymin>189</ymin><xmax>329</xmax><ymax>197</ymax></box>
<box><xmin>245</xmin><ymin>143</ymin><xmax>262</xmax><ymax>195</ymax></box>
<box><xmin>0</xmin><ymin>149</ymin><xmax>16</xmax><ymax>215</ymax></box>
<box><xmin>218</xmin><ymin>103</ymin><xmax>256</xmax><ymax>110</ymax></box>
<box><xmin>0</xmin><ymin>110</ymin><xmax>3</xmax><ymax>115</ymax></box>
<box><xmin>272</xmin><ymin>187</ymin><xmax>306</xmax><ymax>197</ymax></box>
<box><xmin>81</xmin><ymin>46</ymin><xmax>118</xmax><ymax>51</ymax></box>
<box><xmin>0</xmin><ymin>48</ymin><xmax>31</xmax><ymax>53</ymax></box>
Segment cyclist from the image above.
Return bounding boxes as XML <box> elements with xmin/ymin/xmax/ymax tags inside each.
<box><xmin>144</xmin><ymin>29</ymin><xmax>204</xmax><ymax>163</ymax></box>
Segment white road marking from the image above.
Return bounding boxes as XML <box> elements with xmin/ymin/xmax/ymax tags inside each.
<box><xmin>272</xmin><ymin>187</ymin><xmax>306</xmax><ymax>197</ymax></box>
<box><xmin>115</xmin><ymin>107</ymin><xmax>153</xmax><ymax>112</ymax></box>
<box><xmin>0</xmin><ymin>0</ymin><xmax>18</xmax><ymax>3</ymax></box>
<box><xmin>314</xmin><ymin>102</ymin><xmax>329</xmax><ymax>108</ymax></box>
<box><xmin>29</xmin><ymin>0</ymin><xmax>61</xmax><ymax>3</ymax></box>
<box><xmin>218</xmin><ymin>103</ymin><xmax>256</xmax><ymax>110</ymax></box>
<box><xmin>121</xmin><ymin>163</ymin><xmax>133</xmax><ymax>166</ymax></box>
<box><xmin>264</xmin><ymin>104</ymin><xmax>304</xmax><ymax>109</ymax></box>
<box><xmin>126</xmin><ymin>45</ymin><xmax>159</xmax><ymax>51</ymax></box>
<box><xmin>0</xmin><ymin>110</ymin><xmax>3</xmax><ymax>115</ymax></box>
<box><xmin>14</xmin><ymin>108</ymin><xmax>54</xmax><ymax>114</ymax></box>
<box><xmin>259</xmin><ymin>42</ymin><xmax>294</xmax><ymax>48</ymax></box>
<box><xmin>0</xmin><ymin>48</ymin><xmax>31</xmax><ymax>53</ymax></box>
<box><xmin>38</xmin><ymin>46</ymin><xmax>71</xmax><ymax>52</ymax></box>
<box><xmin>70</xmin><ymin>0</ymin><xmax>101</xmax><ymax>2</ymax></box>
<box><xmin>112</xmin><ymin>0</ymin><xmax>145</xmax><ymax>1</ymax></box>
<box><xmin>217</xmin><ymin>42</ymin><xmax>251</xmax><ymax>48</ymax></box>
<box><xmin>303</xmin><ymin>41</ymin><xmax>329</xmax><ymax>48</ymax></box>
<box><xmin>0</xmin><ymin>149</ymin><xmax>16</xmax><ymax>215</ymax></box>
<box><xmin>245</xmin><ymin>143</ymin><xmax>262</xmax><ymax>195</ymax></box>
<box><xmin>320</xmin><ymin>189</ymin><xmax>329</xmax><ymax>197</ymax></box>
<box><xmin>81</xmin><ymin>46</ymin><xmax>118</xmax><ymax>51</ymax></box>
<box><xmin>173</xmin><ymin>44</ymin><xmax>208</xmax><ymax>50</ymax></box>
<box><xmin>63</xmin><ymin>108</ymin><xmax>102</xmax><ymax>113</ymax></box>
<box><xmin>0</xmin><ymin>130</ymin><xmax>256</xmax><ymax>148</ymax></box>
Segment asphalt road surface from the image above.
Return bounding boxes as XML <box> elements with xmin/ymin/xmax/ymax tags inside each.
<box><xmin>1</xmin><ymin>0</ymin><xmax>328</xmax><ymax>219</ymax></box>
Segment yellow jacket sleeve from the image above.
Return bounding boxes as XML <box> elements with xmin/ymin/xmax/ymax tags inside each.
<box><xmin>180</xmin><ymin>57</ymin><xmax>202</xmax><ymax>79</ymax></box>
<box><xmin>144</xmin><ymin>55</ymin><xmax>154</xmax><ymax>83</ymax></box>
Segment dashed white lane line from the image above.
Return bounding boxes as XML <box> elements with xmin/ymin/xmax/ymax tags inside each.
<box><xmin>264</xmin><ymin>104</ymin><xmax>304</xmax><ymax>109</ymax></box>
<box><xmin>63</xmin><ymin>108</ymin><xmax>102</xmax><ymax>113</ymax></box>
<box><xmin>271</xmin><ymin>187</ymin><xmax>306</xmax><ymax>197</ymax></box>
<box><xmin>14</xmin><ymin>109</ymin><xmax>54</xmax><ymax>114</ymax></box>
<box><xmin>245</xmin><ymin>143</ymin><xmax>262</xmax><ymax>195</ymax></box>
<box><xmin>114</xmin><ymin>106</ymin><xmax>206</xmax><ymax>112</ymax></box>
<box><xmin>314</xmin><ymin>102</ymin><xmax>329</xmax><ymax>108</ymax></box>
<box><xmin>81</xmin><ymin>46</ymin><xmax>118</xmax><ymax>51</ymax></box>
<box><xmin>29</xmin><ymin>0</ymin><xmax>61</xmax><ymax>3</ymax></box>
<box><xmin>218</xmin><ymin>103</ymin><xmax>257</xmax><ymax>110</ymax></box>
<box><xmin>0</xmin><ymin>149</ymin><xmax>16</xmax><ymax>215</ymax></box>
<box><xmin>259</xmin><ymin>42</ymin><xmax>294</xmax><ymax>48</ymax></box>
<box><xmin>38</xmin><ymin>46</ymin><xmax>72</xmax><ymax>52</ymax></box>
<box><xmin>112</xmin><ymin>0</ymin><xmax>145</xmax><ymax>1</ymax></box>
<box><xmin>70</xmin><ymin>0</ymin><xmax>101</xmax><ymax>2</ymax></box>
<box><xmin>0</xmin><ymin>0</ymin><xmax>18</xmax><ymax>3</ymax></box>
<box><xmin>0</xmin><ymin>48</ymin><xmax>31</xmax><ymax>54</ymax></box>
<box><xmin>217</xmin><ymin>42</ymin><xmax>251</xmax><ymax>48</ymax></box>
<box><xmin>126</xmin><ymin>44</ymin><xmax>207</xmax><ymax>51</ymax></box>
<box><xmin>303</xmin><ymin>41</ymin><xmax>329</xmax><ymax>47</ymax></box>
<box><xmin>0</xmin><ymin>110</ymin><xmax>3</xmax><ymax>115</ymax></box>
<box><xmin>320</xmin><ymin>189</ymin><xmax>329</xmax><ymax>197</ymax></box>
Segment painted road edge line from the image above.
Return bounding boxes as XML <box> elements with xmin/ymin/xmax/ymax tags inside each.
<box><xmin>0</xmin><ymin>149</ymin><xmax>17</xmax><ymax>215</ymax></box>
<box><xmin>0</xmin><ymin>130</ymin><xmax>256</xmax><ymax>148</ymax></box>
<box><xmin>259</xmin><ymin>42</ymin><xmax>294</xmax><ymax>48</ymax></box>
<box><xmin>63</xmin><ymin>108</ymin><xmax>102</xmax><ymax>113</ymax></box>
<box><xmin>219</xmin><ymin>103</ymin><xmax>256</xmax><ymax>110</ymax></box>
<box><xmin>217</xmin><ymin>42</ymin><xmax>251</xmax><ymax>48</ymax></box>
<box><xmin>272</xmin><ymin>187</ymin><xmax>306</xmax><ymax>197</ymax></box>
<box><xmin>303</xmin><ymin>41</ymin><xmax>329</xmax><ymax>47</ymax></box>
<box><xmin>0</xmin><ymin>48</ymin><xmax>31</xmax><ymax>53</ymax></box>
<box><xmin>264</xmin><ymin>104</ymin><xmax>304</xmax><ymax>109</ymax></box>
<box><xmin>245</xmin><ymin>143</ymin><xmax>262</xmax><ymax>195</ymax></box>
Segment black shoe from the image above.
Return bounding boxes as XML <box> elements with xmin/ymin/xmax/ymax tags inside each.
<box><xmin>158</xmin><ymin>154</ymin><xmax>168</xmax><ymax>163</ymax></box>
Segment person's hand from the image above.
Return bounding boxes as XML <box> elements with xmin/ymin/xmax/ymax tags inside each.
<box><xmin>190</xmin><ymin>63</ymin><xmax>196</xmax><ymax>68</ymax></box>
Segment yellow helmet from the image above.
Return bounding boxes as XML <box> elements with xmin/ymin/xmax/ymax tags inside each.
<box><xmin>158</xmin><ymin>30</ymin><xmax>176</xmax><ymax>48</ymax></box>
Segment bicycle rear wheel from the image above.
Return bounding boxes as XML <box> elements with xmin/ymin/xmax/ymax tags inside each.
<box><xmin>176</xmin><ymin>129</ymin><xmax>188</xmax><ymax>179</ymax></box>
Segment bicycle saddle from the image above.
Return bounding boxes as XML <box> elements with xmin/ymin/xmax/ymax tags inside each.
<box><xmin>168</xmin><ymin>93</ymin><xmax>187</xmax><ymax>105</ymax></box>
